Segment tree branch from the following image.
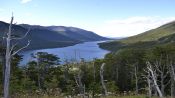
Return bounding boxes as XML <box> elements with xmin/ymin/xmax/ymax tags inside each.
<box><xmin>11</xmin><ymin>40</ymin><xmax>31</xmax><ymax>56</ymax></box>
<box><xmin>12</xmin><ymin>28</ymin><xmax>30</xmax><ymax>40</ymax></box>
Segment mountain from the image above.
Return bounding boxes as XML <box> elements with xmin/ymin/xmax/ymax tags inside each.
<box><xmin>99</xmin><ymin>21</ymin><xmax>175</xmax><ymax>51</ymax></box>
<box><xmin>0</xmin><ymin>21</ymin><xmax>108</xmax><ymax>50</ymax></box>
<box><xmin>46</xmin><ymin>26</ymin><xmax>108</xmax><ymax>41</ymax></box>
<box><xmin>20</xmin><ymin>24</ymin><xmax>108</xmax><ymax>41</ymax></box>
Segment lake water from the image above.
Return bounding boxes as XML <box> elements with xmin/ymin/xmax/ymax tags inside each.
<box><xmin>19</xmin><ymin>41</ymin><xmax>109</xmax><ymax>65</ymax></box>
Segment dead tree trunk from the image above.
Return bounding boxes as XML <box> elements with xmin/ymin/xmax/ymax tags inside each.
<box><xmin>74</xmin><ymin>72</ymin><xmax>85</xmax><ymax>97</ymax></box>
<box><xmin>3</xmin><ymin>15</ymin><xmax>13</xmax><ymax>98</ymax></box>
<box><xmin>155</xmin><ymin>56</ymin><xmax>171</xmax><ymax>96</ymax></box>
<box><xmin>3</xmin><ymin>15</ymin><xmax>30</xmax><ymax>98</ymax></box>
<box><xmin>160</xmin><ymin>72</ymin><xmax>165</xmax><ymax>96</ymax></box>
<box><xmin>146</xmin><ymin>61</ymin><xmax>163</xmax><ymax>97</ymax></box>
<box><xmin>170</xmin><ymin>62</ymin><xmax>175</xmax><ymax>97</ymax></box>
<box><xmin>147</xmin><ymin>72</ymin><xmax>152</xmax><ymax>98</ymax></box>
<box><xmin>100</xmin><ymin>63</ymin><xmax>107</xmax><ymax>96</ymax></box>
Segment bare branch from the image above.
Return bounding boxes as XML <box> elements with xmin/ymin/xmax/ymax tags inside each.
<box><xmin>9</xmin><ymin>43</ymin><xmax>18</xmax><ymax>54</ymax></box>
<box><xmin>11</xmin><ymin>40</ymin><xmax>31</xmax><ymax>56</ymax></box>
<box><xmin>154</xmin><ymin>60</ymin><xmax>162</xmax><ymax>73</ymax></box>
<box><xmin>165</xmin><ymin>79</ymin><xmax>171</xmax><ymax>87</ymax></box>
<box><xmin>146</xmin><ymin>61</ymin><xmax>163</xmax><ymax>97</ymax></box>
<box><xmin>12</xmin><ymin>28</ymin><xmax>30</xmax><ymax>40</ymax></box>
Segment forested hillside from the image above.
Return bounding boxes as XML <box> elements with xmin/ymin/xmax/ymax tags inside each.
<box><xmin>99</xmin><ymin>21</ymin><xmax>175</xmax><ymax>51</ymax></box>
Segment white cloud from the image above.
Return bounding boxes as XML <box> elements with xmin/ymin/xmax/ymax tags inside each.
<box><xmin>93</xmin><ymin>16</ymin><xmax>175</xmax><ymax>37</ymax></box>
<box><xmin>21</xmin><ymin>0</ymin><xmax>32</xmax><ymax>4</ymax></box>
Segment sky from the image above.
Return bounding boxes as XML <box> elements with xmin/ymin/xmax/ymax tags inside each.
<box><xmin>1</xmin><ymin>0</ymin><xmax>175</xmax><ymax>37</ymax></box>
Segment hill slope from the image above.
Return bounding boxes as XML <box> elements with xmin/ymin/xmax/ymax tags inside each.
<box><xmin>121</xmin><ymin>21</ymin><xmax>175</xmax><ymax>44</ymax></box>
<box><xmin>46</xmin><ymin>26</ymin><xmax>107</xmax><ymax>41</ymax></box>
<box><xmin>0</xmin><ymin>21</ymin><xmax>108</xmax><ymax>50</ymax></box>
<box><xmin>99</xmin><ymin>21</ymin><xmax>175</xmax><ymax>51</ymax></box>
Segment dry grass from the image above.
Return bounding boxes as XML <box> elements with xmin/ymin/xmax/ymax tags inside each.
<box><xmin>8</xmin><ymin>95</ymin><xmax>173</xmax><ymax>98</ymax></box>
<box><xmin>9</xmin><ymin>95</ymin><xmax>153</xmax><ymax>98</ymax></box>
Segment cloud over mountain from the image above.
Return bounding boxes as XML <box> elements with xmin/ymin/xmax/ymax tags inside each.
<box><xmin>94</xmin><ymin>16</ymin><xmax>175</xmax><ymax>37</ymax></box>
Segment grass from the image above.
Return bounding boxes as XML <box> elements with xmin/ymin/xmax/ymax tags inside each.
<box><xmin>9</xmin><ymin>95</ymin><xmax>166</xmax><ymax>98</ymax></box>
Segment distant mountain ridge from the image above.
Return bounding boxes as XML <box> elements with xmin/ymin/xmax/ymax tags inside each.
<box><xmin>20</xmin><ymin>24</ymin><xmax>108</xmax><ymax>42</ymax></box>
<box><xmin>0</xmin><ymin>21</ymin><xmax>108</xmax><ymax>50</ymax></box>
<box><xmin>99</xmin><ymin>20</ymin><xmax>175</xmax><ymax>51</ymax></box>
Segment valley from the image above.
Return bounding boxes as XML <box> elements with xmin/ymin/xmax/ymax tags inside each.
<box><xmin>1</xmin><ymin>1</ymin><xmax>175</xmax><ymax>97</ymax></box>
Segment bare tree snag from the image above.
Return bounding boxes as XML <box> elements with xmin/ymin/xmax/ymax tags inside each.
<box><xmin>147</xmin><ymin>72</ymin><xmax>152</xmax><ymax>98</ymax></box>
<box><xmin>170</xmin><ymin>60</ymin><xmax>175</xmax><ymax>97</ymax></box>
<box><xmin>100</xmin><ymin>63</ymin><xmax>107</xmax><ymax>96</ymax></box>
<box><xmin>3</xmin><ymin>15</ymin><xmax>30</xmax><ymax>98</ymax></box>
<box><xmin>146</xmin><ymin>61</ymin><xmax>163</xmax><ymax>97</ymax></box>
<box><xmin>3</xmin><ymin>14</ymin><xmax>13</xmax><ymax>98</ymax></box>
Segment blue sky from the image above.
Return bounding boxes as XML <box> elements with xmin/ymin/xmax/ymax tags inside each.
<box><xmin>1</xmin><ymin>0</ymin><xmax>175</xmax><ymax>37</ymax></box>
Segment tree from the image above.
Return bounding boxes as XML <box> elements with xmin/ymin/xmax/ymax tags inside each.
<box><xmin>3</xmin><ymin>14</ymin><xmax>30</xmax><ymax>98</ymax></box>
<box><xmin>144</xmin><ymin>45</ymin><xmax>175</xmax><ymax>97</ymax></box>
<box><xmin>71</xmin><ymin>59</ymin><xmax>85</xmax><ymax>97</ymax></box>
<box><xmin>104</xmin><ymin>48</ymin><xmax>145</xmax><ymax>92</ymax></box>
<box><xmin>100</xmin><ymin>63</ymin><xmax>107</xmax><ymax>96</ymax></box>
<box><xmin>32</xmin><ymin>52</ymin><xmax>60</xmax><ymax>90</ymax></box>
<box><xmin>146</xmin><ymin>61</ymin><xmax>163</xmax><ymax>97</ymax></box>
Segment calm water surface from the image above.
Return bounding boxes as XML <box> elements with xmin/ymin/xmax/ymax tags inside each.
<box><xmin>19</xmin><ymin>41</ymin><xmax>109</xmax><ymax>65</ymax></box>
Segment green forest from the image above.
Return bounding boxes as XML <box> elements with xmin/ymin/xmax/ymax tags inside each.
<box><xmin>1</xmin><ymin>43</ymin><xmax>175</xmax><ymax>98</ymax></box>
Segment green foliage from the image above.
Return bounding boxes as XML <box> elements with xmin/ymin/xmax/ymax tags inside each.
<box><xmin>89</xmin><ymin>82</ymin><xmax>102</xmax><ymax>94</ymax></box>
<box><xmin>106</xmin><ymin>81</ymin><xmax>118</xmax><ymax>93</ymax></box>
<box><xmin>1</xmin><ymin>44</ymin><xmax>175</xmax><ymax>97</ymax></box>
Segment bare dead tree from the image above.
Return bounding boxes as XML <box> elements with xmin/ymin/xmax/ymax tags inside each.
<box><xmin>100</xmin><ymin>63</ymin><xmax>107</xmax><ymax>96</ymax></box>
<box><xmin>169</xmin><ymin>59</ymin><xmax>175</xmax><ymax>97</ymax></box>
<box><xmin>154</xmin><ymin>57</ymin><xmax>170</xmax><ymax>96</ymax></box>
<box><xmin>147</xmin><ymin>72</ymin><xmax>152</xmax><ymax>98</ymax></box>
<box><xmin>73</xmin><ymin>61</ymin><xmax>85</xmax><ymax>98</ymax></box>
<box><xmin>3</xmin><ymin>15</ymin><xmax>30</xmax><ymax>98</ymax></box>
<box><xmin>146</xmin><ymin>61</ymin><xmax>163</xmax><ymax>97</ymax></box>
<box><xmin>170</xmin><ymin>62</ymin><xmax>175</xmax><ymax>81</ymax></box>
<box><xmin>143</xmin><ymin>68</ymin><xmax>153</xmax><ymax>98</ymax></box>
<box><xmin>74</xmin><ymin>69</ymin><xmax>85</xmax><ymax>97</ymax></box>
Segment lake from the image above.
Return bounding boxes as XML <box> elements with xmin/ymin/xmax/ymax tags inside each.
<box><xmin>19</xmin><ymin>41</ymin><xmax>110</xmax><ymax>65</ymax></box>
